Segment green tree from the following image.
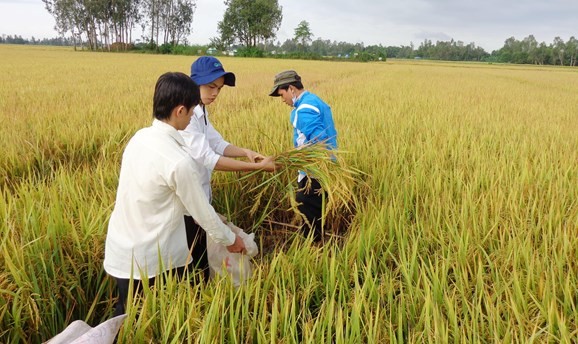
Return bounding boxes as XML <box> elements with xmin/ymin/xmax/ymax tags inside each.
<box><xmin>43</xmin><ymin>0</ymin><xmax>72</xmax><ymax>42</ymax></box>
<box><xmin>552</xmin><ymin>36</ymin><xmax>566</xmax><ymax>65</ymax></box>
<box><xmin>566</xmin><ymin>36</ymin><xmax>577</xmax><ymax>66</ymax></box>
<box><xmin>109</xmin><ymin>0</ymin><xmax>142</xmax><ymax>49</ymax></box>
<box><xmin>523</xmin><ymin>35</ymin><xmax>538</xmax><ymax>64</ymax></box>
<box><xmin>310</xmin><ymin>38</ymin><xmax>331</xmax><ymax>56</ymax></box>
<box><xmin>280</xmin><ymin>38</ymin><xmax>298</xmax><ymax>53</ymax></box>
<box><xmin>535</xmin><ymin>42</ymin><xmax>552</xmax><ymax>65</ymax></box>
<box><xmin>43</xmin><ymin>0</ymin><xmax>107</xmax><ymax>50</ymax></box>
<box><xmin>294</xmin><ymin>20</ymin><xmax>313</xmax><ymax>50</ymax></box>
<box><xmin>43</xmin><ymin>0</ymin><xmax>145</xmax><ymax>50</ymax></box>
<box><xmin>141</xmin><ymin>0</ymin><xmax>196</xmax><ymax>49</ymax></box>
<box><xmin>216</xmin><ymin>0</ymin><xmax>282</xmax><ymax>48</ymax></box>
<box><xmin>209</xmin><ymin>36</ymin><xmax>227</xmax><ymax>51</ymax></box>
<box><xmin>165</xmin><ymin>0</ymin><xmax>196</xmax><ymax>45</ymax></box>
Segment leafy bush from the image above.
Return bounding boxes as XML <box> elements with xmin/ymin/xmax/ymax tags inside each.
<box><xmin>110</xmin><ymin>42</ymin><xmax>134</xmax><ymax>51</ymax></box>
<box><xmin>236</xmin><ymin>47</ymin><xmax>265</xmax><ymax>57</ymax></box>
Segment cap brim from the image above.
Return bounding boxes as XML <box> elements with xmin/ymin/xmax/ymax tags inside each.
<box><xmin>193</xmin><ymin>71</ymin><xmax>236</xmax><ymax>87</ymax></box>
<box><xmin>269</xmin><ymin>85</ymin><xmax>280</xmax><ymax>97</ymax></box>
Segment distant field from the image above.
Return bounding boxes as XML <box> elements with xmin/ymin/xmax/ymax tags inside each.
<box><xmin>1</xmin><ymin>45</ymin><xmax>577</xmax><ymax>343</ymax></box>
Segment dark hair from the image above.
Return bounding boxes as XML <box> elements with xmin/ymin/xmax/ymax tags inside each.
<box><xmin>278</xmin><ymin>80</ymin><xmax>304</xmax><ymax>92</ymax></box>
<box><xmin>153</xmin><ymin>72</ymin><xmax>200</xmax><ymax>120</ymax></box>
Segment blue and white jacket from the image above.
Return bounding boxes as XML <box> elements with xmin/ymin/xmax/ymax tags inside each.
<box><xmin>291</xmin><ymin>91</ymin><xmax>337</xmax><ymax>149</ymax></box>
<box><xmin>291</xmin><ymin>91</ymin><xmax>338</xmax><ymax>180</ymax></box>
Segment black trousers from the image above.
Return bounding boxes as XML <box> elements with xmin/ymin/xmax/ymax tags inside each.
<box><xmin>112</xmin><ymin>216</ymin><xmax>209</xmax><ymax>316</ymax></box>
<box><xmin>295</xmin><ymin>176</ymin><xmax>325</xmax><ymax>242</ymax></box>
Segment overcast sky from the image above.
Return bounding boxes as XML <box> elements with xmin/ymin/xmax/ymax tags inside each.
<box><xmin>1</xmin><ymin>0</ymin><xmax>577</xmax><ymax>52</ymax></box>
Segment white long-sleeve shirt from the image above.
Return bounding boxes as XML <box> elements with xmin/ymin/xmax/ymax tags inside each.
<box><xmin>179</xmin><ymin>105</ymin><xmax>229</xmax><ymax>201</ymax></box>
<box><xmin>104</xmin><ymin>119</ymin><xmax>235</xmax><ymax>280</ymax></box>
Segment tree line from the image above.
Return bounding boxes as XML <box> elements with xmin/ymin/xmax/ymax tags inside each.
<box><xmin>396</xmin><ymin>35</ymin><xmax>577</xmax><ymax>66</ymax></box>
<box><xmin>493</xmin><ymin>35</ymin><xmax>577</xmax><ymax>66</ymax></box>
<box><xmin>0</xmin><ymin>34</ymin><xmax>75</xmax><ymax>46</ymax></box>
<box><xmin>228</xmin><ymin>34</ymin><xmax>576</xmax><ymax>66</ymax></box>
<box><xmin>5</xmin><ymin>0</ymin><xmax>577</xmax><ymax>66</ymax></box>
<box><xmin>4</xmin><ymin>31</ymin><xmax>577</xmax><ymax>67</ymax></box>
<box><xmin>41</xmin><ymin>0</ymin><xmax>196</xmax><ymax>51</ymax></box>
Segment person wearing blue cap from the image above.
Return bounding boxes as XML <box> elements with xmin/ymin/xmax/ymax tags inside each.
<box><xmin>179</xmin><ymin>56</ymin><xmax>276</xmax><ymax>281</ymax></box>
<box><xmin>269</xmin><ymin>70</ymin><xmax>338</xmax><ymax>243</ymax></box>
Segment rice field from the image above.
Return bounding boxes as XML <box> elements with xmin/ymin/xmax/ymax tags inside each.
<box><xmin>1</xmin><ymin>44</ymin><xmax>577</xmax><ymax>343</ymax></box>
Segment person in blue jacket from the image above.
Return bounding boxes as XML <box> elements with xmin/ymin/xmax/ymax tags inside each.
<box><xmin>269</xmin><ymin>70</ymin><xmax>337</xmax><ymax>242</ymax></box>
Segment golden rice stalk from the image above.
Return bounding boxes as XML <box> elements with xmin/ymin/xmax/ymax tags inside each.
<box><xmin>242</xmin><ymin>143</ymin><xmax>363</xmax><ymax>223</ymax></box>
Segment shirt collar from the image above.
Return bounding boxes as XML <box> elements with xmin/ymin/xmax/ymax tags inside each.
<box><xmin>152</xmin><ymin>119</ymin><xmax>186</xmax><ymax>147</ymax></box>
<box><xmin>193</xmin><ymin>104</ymin><xmax>206</xmax><ymax>119</ymax></box>
<box><xmin>293</xmin><ymin>90</ymin><xmax>308</xmax><ymax>107</ymax></box>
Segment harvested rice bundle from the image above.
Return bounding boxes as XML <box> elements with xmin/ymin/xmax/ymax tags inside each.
<box><xmin>242</xmin><ymin>143</ymin><xmax>362</xmax><ymax>227</ymax></box>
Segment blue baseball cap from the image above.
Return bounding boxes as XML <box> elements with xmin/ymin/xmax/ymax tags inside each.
<box><xmin>190</xmin><ymin>56</ymin><xmax>236</xmax><ymax>86</ymax></box>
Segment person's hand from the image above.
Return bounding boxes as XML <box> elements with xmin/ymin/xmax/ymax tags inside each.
<box><xmin>257</xmin><ymin>156</ymin><xmax>279</xmax><ymax>172</ymax></box>
<box><xmin>226</xmin><ymin>234</ymin><xmax>246</xmax><ymax>254</ymax></box>
<box><xmin>243</xmin><ymin>148</ymin><xmax>265</xmax><ymax>163</ymax></box>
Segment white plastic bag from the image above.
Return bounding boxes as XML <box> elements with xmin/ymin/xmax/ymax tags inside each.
<box><xmin>45</xmin><ymin>314</ymin><xmax>127</xmax><ymax>344</ymax></box>
<box><xmin>207</xmin><ymin>220</ymin><xmax>258</xmax><ymax>287</ymax></box>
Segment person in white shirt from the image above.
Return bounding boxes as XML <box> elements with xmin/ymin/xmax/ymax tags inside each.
<box><xmin>179</xmin><ymin>56</ymin><xmax>276</xmax><ymax>281</ymax></box>
<box><xmin>104</xmin><ymin>72</ymin><xmax>274</xmax><ymax>315</ymax></box>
